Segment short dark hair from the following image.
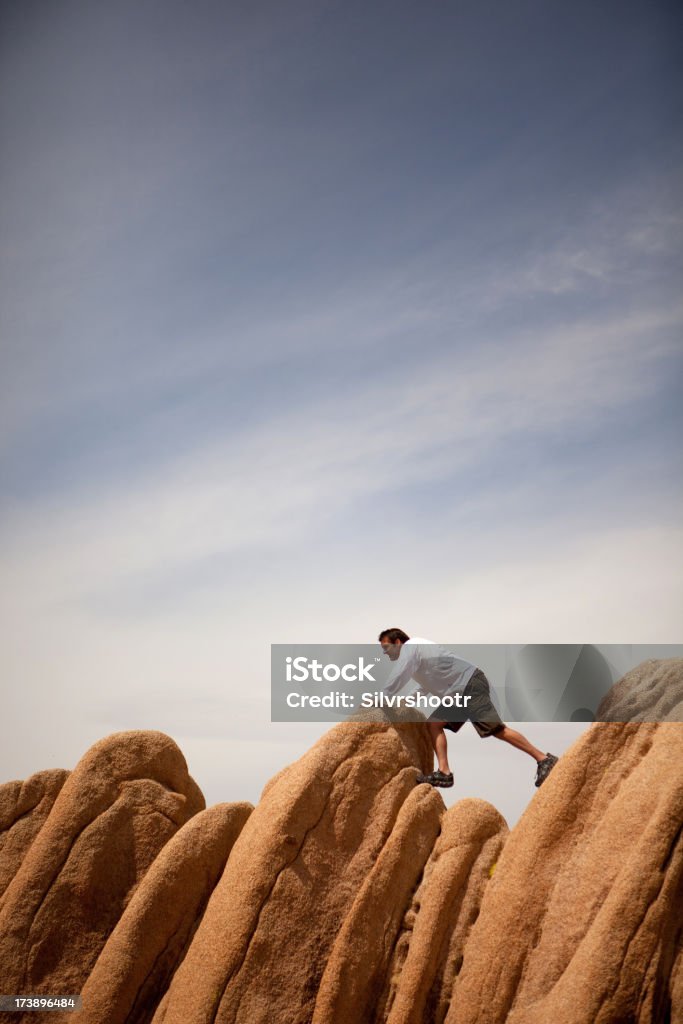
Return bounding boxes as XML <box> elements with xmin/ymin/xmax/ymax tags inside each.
<box><xmin>378</xmin><ymin>627</ymin><xmax>410</xmax><ymax>644</ymax></box>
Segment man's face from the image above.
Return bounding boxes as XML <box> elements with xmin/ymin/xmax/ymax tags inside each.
<box><xmin>380</xmin><ymin>638</ymin><xmax>402</xmax><ymax>661</ymax></box>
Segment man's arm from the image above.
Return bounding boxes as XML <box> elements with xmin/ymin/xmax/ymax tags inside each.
<box><xmin>384</xmin><ymin>645</ymin><xmax>420</xmax><ymax>697</ymax></box>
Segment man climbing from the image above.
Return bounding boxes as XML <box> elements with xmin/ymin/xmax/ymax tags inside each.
<box><xmin>378</xmin><ymin>628</ymin><xmax>559</xmax><ymax>789</ymax></box>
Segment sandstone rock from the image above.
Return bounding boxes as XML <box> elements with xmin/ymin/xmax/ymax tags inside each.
<box><xmin>597</xmin><ymin>657</ymin><xmax>683</xmax><ymax>722</ymax></box>
<box><xmin>670</xmin><ymin>939</ymin><xmax>683</xmax><ymax>1024</ymax></box>
<box><xmin>152</xmin><ymin>719</ymin><xmax>433</xmax><ymax>1024</ymax></box>
<box><xmin>76</xmin><ymin>801</ymin><xmax>252</xmax><ymax>1024</ymax></box>
<box><xmin>382</xmin><ymin>798</ymin><xmax>508</xmax><ymax>1024</ymax></box>
<box><xmin>3</xmin><ymin>662</ymin><xmax>680</xmax><ymax>1024</ymax></box>
<box><xmin>0</xmin><ymin>731</ymin><xmax>204</xmax><ymax>1003</ymax></box>
<box><xmin>0</xmin><ymin>769</ymin><xmax>69</xmax><ymax>899</ymax></box>
<box><xmin>311</xmin><ymin>783</ymin><xmax>444</xmax><ymax>1024</ymax></box>
<box><xmin>446</xmin><ymin>720</ymin><xmax>683</xmax><ymax>1024</ymax></box>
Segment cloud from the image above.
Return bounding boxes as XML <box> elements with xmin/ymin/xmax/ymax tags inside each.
<box><xmin>1</xmin><ymin>295</ymin><xmax>680</xmax><ymax>617</ymax></box>
<box><xmin>1</xmin><ymin>168</ymin><xmax>680</xmax><ymax>454</ymax></box>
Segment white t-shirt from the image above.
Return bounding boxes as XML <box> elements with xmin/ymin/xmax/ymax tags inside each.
<box><xmin>383</xmin><ymin>637</ymin><xmax>478</xmax><ymax>698</ymax></box>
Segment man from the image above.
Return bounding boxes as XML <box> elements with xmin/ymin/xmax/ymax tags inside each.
<box><xmin>378</xmin><ymin>628</ymin><xmax>558</xmax><ymax>788</ymax></box>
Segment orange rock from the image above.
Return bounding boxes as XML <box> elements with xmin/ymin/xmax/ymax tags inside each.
<box><xmin>77</xmin><ymin>802</ymin><xmax>252</xmax><ymax>1024</ymax></box>
<box><xmin>312</xmin><ymin>783</ymin><xmax>444</xmax><ymax>1024</ymax></box>
<box><xmin>597</xmin><ymin>657</ymin><xmax>683</xmax><ymax>722</ymax></box>
<box><xmin>670</xmin><ymin>940</ymin><xmax>683</xmax><ymax>1023</ymax></box>
<box><xmin>446</xmin><ymin>719</ymin><xmax>683</xmax><ymax>1024</ymax></box>
<box><xmin>0</xmin><ymin>769</ymin><xmax>69</xmax><ymax>899</ymax></box>
<box><xmin>382</xmin><ymin>798</ymin><xmax>508</xmax><ymax>1024</ymax></box>
<box><xmin>0</xmin><ymin>731</ymin><xmax>204</xmax><ymax>1001</ymax></box>
<box><xmin>4</xmin><ymin>662</ymin><xmax>679</xmax><ymax>1024</ymax></box>
<box><xmin>152</xmin><ymin>719</ymin><xmax>432</xmax><ymax>1024</ymax></box>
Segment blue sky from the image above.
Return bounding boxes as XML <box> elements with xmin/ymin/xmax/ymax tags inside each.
<box><xmin>1</xmin><ymin>0</ymin><xmax>681</xmax><ymax>821</ymax></box>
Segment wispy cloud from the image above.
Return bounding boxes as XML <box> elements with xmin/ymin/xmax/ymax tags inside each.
<box><xmin>2</xmin><ymin>297</ymin><xmax>680</xmax><ymax>614</ymax></box>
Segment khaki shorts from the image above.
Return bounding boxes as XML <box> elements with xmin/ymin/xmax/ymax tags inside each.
<box><xmin>428</xmin><ymin>668</ymin><xmax>505</xmax><ymax>738</ymax></box>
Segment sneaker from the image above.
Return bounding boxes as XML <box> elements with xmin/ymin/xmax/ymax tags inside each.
<box><xmin>535</xmin><ymin>753</ymin><xmax>558</xmax><ymax>788</ymax></box>
<box><xmin>416</xmin><ymin>770</ymin><xmax>454</xmax><ymax>788</ymax></box>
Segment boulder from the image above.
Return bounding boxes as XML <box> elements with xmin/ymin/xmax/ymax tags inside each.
<box><xmin>382</xmin><ymin>798</ymin><xmax>508</xmax><ymax>1024</ymax></box>
<box><xmin>670</xmin><ymin>939</ymin><xmax>683</xmax><ymax>1023</ymax></box>
<box><xmin>0</xmin><ymin>769</ymin><xmax>69</xmax><ymax>899</ymax></box>
<box><xmin>597</xmin><ymin>657</ymin><xmax>683</xmax><ymax>722</ymax></box>
<box><xmin>76</xmin><ymin>801</ymin><xmax>253</xmax><ymax>1024</ymax></box>
<box><xmin>0</xmin><ymin>731</ymin><xmax>204</xmax><ymax>1001</ymax></box>
<box><xmin>312</xmin><ymin>783</ymin><xmax>444</xmax><ymax>1023</ymax></box>
<box><xmin>152</xmin><ymin>719</ymin><xmax>432</xmax><ymax>1024</ymax></box>
<box><xmin>446</xmin><ymin>721</ymin><xmax>683</xmax><ymax>1024</ymax></box>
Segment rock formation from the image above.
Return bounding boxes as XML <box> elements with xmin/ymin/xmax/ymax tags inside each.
<box><xmin>311</xmin><ymin>782</ymin><xmax>444</xmax><ymax>1024</ymax></box>
<box><xmin>0</xmin><ymin>659</ymin><xmax>681</xmax><ymax>1024</ymax></box>
<box><xmin>671</xmin><ymin>942</ymin><xmax>683</xmax><ymax>1022</ymax></box>
<box><xmin>0</xmin><ymin>731</ymin><xmax>204</xmax><ymax>1003</ymax></box>
<box><xmin>0</xmin><ymin>769</ymin><xmax>69</xmax><ymax>898</ymax></box>
<box><xmin>597</xmin><ymin>655</ymin><xmax>683</xmax><ymax>722</ymax></box>
<box><xmin>152</xmin><ymin>718</ymin><xmax>433</xmax><ymax>1024</ymax></box>
<box><xmin>381</xmin><ymin>799</ymin><xmax>508</xmax><ymax>1024</ymax></box>
<box><xmin>446</xmin><ymin>720</ymin><xmax>683</xmax><ymax>1024</ymax></box>
<box><xmin>77</xmin><ymin>801</ymin><xmax>253</xmax><ymax>1024</ymax></box>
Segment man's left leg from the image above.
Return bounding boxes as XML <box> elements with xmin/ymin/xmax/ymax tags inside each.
<box><xmin>466</xmin><ymin>670</ymin><xmax>559</xmax><ymax>787</ymax></box>
<box><xmin>490</xmin><ymin>725</ymin><xmax>559</xmax><ymax>786</ymax></box>
<box><xmin>492</xmin><ymin>724</ymin><xmax>545</xmax><ymax>761</ymax></box>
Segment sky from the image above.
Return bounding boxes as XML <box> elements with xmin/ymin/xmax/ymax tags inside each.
<box><xmin>1</xmin><ymin>0</ymin><xmax>681</xmax><ymax>826</ymax></box>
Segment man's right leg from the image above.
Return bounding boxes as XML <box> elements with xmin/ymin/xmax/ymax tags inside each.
<box><xmin>416</xmin><ymin>721</ymin><xmax>454</xmax><ymax>788</ymax></box>
<box><xmin>416</xmin><ymin>713</ymin><xmax>460</xmax><ymax>788</ymax></box>
<box><xmin>427</xmin><ymin>721</ymin><xmax>451</xmax><ymax>774</ymax></box>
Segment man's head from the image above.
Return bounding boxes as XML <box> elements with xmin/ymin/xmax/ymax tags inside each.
<box><xmin>378</xmin><ymin>627</ymin><xmax>410</xmax><ymax>660</ymax></box>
